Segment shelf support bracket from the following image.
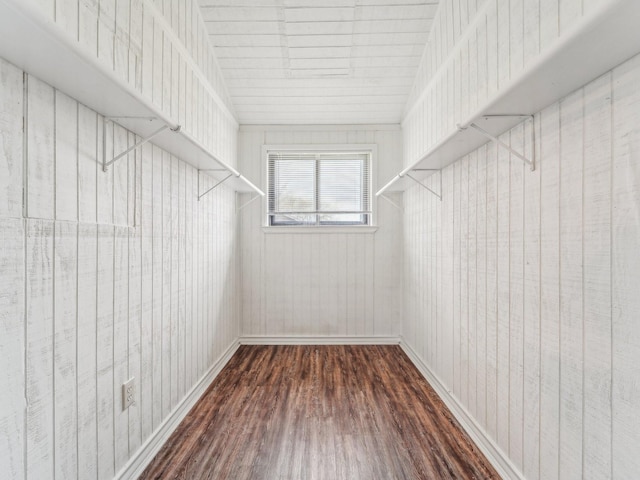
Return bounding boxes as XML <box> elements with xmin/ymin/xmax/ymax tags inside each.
<box><xmin>379</xmin><ymin>193</ymin><xmax>404</xmax><ymax>213</ymax></box>
<box><xmin>461</xmin><ymin>115</ymin><xmax>535</xmax><ymax>171</ymax></box>
<box><xmin>405</xmin><ymin>171</ymin><xmax>442</xmax><ymax>201</ymax></box>
<box><xmin>237</xmin><ymin>193</ymin><xmax>261</xmax><ymax>213</ymax></box>
<box><xmin>198</xmin><ymin>170</ymin><xmax>233</xmax><ymax>201</ymax></box>
<box><xmin>102</xmin><ymin>117</ymin><xmax>174</xmax><ymax>172</ymax></box>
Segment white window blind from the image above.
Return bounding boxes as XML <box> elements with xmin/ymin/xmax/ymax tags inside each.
<box><xmin>267</xmin><ymin>151</ymin><xmax>371</xmax><ymax>226</ymax></box>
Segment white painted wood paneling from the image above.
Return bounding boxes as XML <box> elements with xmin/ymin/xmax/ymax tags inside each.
<box><xmin>508</xmin><ymin>126</ymin><xmax>525</xmax><ymax>472</ymax></box>
<box><xmin>0</xmin><ymin>60</ymin><xmax>23</xmax><ymax>219</ymax></box>
<box><xmin>151</xmin><ymin>144</ymin><xmax>163</xmax><ymax>431</ymax></box>
<box><xmin>112</xmin><ymin>125</ymin><xmax>129</xmax><ymax>226</ymax></box>
<box><xmin>161</xmin><ymin>152</ymin><xmax>172</xmax><ymax>418</ymax></box>
<box><xmin>25</xmin><ymin>219</ymin><xmax>55</xmax><ymax>479</ymax></box>
<box><xmin>495</xmin><ymin>129</ymin><xmax>509</xmax><ymax>453</ymax></box>
<box><xmin>582</xmin><ymin>71</ymin><xmax>612</xmax><ymax>480</ymax></box>
<box><xmin>98</xmin><ymin>0</ymin><xmax>116</xmax><ymax>71</ymax></box>
<box><xmin>558</xmin><ymin>88</ymin><xmax>583</xmax><ymax>480</ymax></box>
<box><xmin>538</xmin><ymin>101</ymin><xmax>561</xmax><ymax>480</ymax></box>
<box><xmin>78</xmin><ymin>0</ymin><xmax>98</xmax><ymax>57</ymax></box>
<box><xmin>522</xmin><ymin>116</ymin><xmax>541</xmax><ymax>480</ymax></box>
<box><xmin>114</xmin><ymin>226</ymin><xmax>130</xmax><ymax>472</ymax></box>
<box><xmin>96</xmin><ymin>223</ymin><xmax>115</xmax><ymax>480</ymax></box>
<box><xmin>238</xmin><ymin>125</ymin><xmax>403</xmax><ymax>339</ymax></box>
<box><xmin>403</xmin><ymin>46</ymin><xmax>640</xmax><ymax>480</ymax></box>
<box><xmin>139</xmin><ymin>142</ymin><xmax>154</xmax><ymax>442</ymax></box>
<box><xmin>475</xmin><ymin>143</ymin><xmax>488</xmax><ymax>432</ymax></box>
<box><xmin>54</xmin><ymin>92</ymin><xmax>78</xmax><ymax>222</ymax></box>
<box><xmin>77</xmin><ymin>223</ymin><xmax>98</xmax><ymax>480</ymax></box>
<box><xmin>53</xmin><ymin>220</ymin><xmax>78</xmax><ymax>480</ymax></box>
<box><xmin>402</xmin><ymin>1</ymin><xmax>640</xmax><ymax>477</ymax></box>
<box><xmin>611</xmin><ymin>52</ymin><xmax>640</xmax><ymax>479</ymax></box>
<box><xmin>0</xmin><ymin>218</ymin><xmax>25</xmax><ymax>480</ymax></box>
<box><xmin>78</xmin><ymin>105</ymin><xmax>98</xmax><ymax>224</ymax></box>
<box><xmin>484</xmin><ymin>140</ymin><xmax>498</xmax><ymax>442</ymax></box>
<box><xmin>97</xmin><ymin>118</ymin><xmax>114</xmax><ymax>224</ymax></box>
<box><xmin>26</xmin><ymin>76</ymin><xmax>55</xmax><ymax>220</ymax></box>
<box><xmin>3</xmin><ymin>2</ymin><xmax>639</xmax><ymax>480</ymax></box>
<box><xmin>0</xmin><ymin>0</ymin><xmax>241</xmax><ymax>473</ymax></box>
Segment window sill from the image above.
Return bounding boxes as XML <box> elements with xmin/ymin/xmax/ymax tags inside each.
<box><xmin>262</xmin><ymin>226</ymin><xmax>378</xmax><ymax>234</ymax></box>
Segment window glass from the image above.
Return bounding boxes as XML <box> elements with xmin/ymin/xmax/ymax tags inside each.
<box><xmin>267</xmin><ymin>151</ymin><xmax>371</xmax><ymax>226</ymax></box>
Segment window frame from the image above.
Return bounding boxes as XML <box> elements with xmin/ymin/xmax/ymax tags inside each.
<box><xmin>263</xmin><ymin>144</ymin><xmax>377</xmax><ymax>231</ymax></box>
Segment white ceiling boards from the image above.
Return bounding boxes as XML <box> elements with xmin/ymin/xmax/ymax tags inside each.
<box><xmin>198</xmin><ymin>0</ymin><xmax>439</xmax><ymax>124</ymax></box>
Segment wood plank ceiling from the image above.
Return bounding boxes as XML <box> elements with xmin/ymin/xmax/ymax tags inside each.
<box><xmin>198</xmin><ymin>0</ymin><xmax>440</xmax><ymax>125</ymax></box>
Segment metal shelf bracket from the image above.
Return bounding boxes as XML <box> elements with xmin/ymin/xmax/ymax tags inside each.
<box><xmin>237</xmin><ymin>193</ymin><xmax>261</xmax><ymax>213</ymax></box>
<box><xmin>102</xmin><ymin>117</ymin><xmax>180</xmax><ymax>172</ymax></box>
<box><xmin>458</xmin><ymin>115</ymin><xmax>535</xmax><ymax>171</ymax></box>
<box><xmin>404</xmin><ymin>169</ymin><xmax>442</xmax><ymax>201</ymax></box>
<box><xmin>198</xmin><ymin>169</ymin><xmax>233</xmax><ymax>201</ymax></box>
<box><xmin>379</xmin><ymin>193</ymin><xmax>404</xmax><ymax>213</ymax></box>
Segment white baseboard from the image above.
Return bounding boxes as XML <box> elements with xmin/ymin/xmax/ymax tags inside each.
<box><xmin>399</xmin><ymin>339</ymin><xmax>524</xmax><ymax>480</ymax></box>
<box><xmin>239</xmin><ymin>335</ymin><xmax>401</xmax><ymax>345</ymax></box>
<box><xmin>116</xmin><ymin>340</ymin><xmax>241</xmax><ymax>480</ymax></box>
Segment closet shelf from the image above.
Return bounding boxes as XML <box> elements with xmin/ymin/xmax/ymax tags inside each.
<box><xmin>0</xmin><ymin>0</ymin><xmax>264</xmax><ymax>196</ymax></box>
<box><xmin>377</xmin><ymin>0</ymin><xmax>640</xmax><ymax>196</ymax></box>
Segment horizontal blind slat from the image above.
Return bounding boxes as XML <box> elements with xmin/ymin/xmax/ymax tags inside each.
<box><xmin>268</xmin><ymin>151</ymin><xmax>371</xmax><ymax>226</ymax></box>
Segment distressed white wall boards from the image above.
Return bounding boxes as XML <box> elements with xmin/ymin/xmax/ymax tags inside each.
<box><xmin>0</xmin><ymin>0</ymin><xmax>263</xmax><ymax>199</ymax></box>
<box><xmin>378</xmin><ymin>0</ymin><xmax>640</xmax><ymax>200</ymax></box>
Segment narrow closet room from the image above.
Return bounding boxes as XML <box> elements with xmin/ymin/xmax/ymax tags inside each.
<box><xmin>1</xmin><ymin>0</ymin><xmax>639</xmax><ymax>479</ymax></box>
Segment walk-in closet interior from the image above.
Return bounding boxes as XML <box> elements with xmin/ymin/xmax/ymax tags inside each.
<box><xmin>1</xmin><ymin>0</ymin><xmax>639</xmax><ymax>478</ymax></box>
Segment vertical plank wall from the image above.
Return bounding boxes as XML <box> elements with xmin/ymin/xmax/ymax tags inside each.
<box><xmin>238</xmin><ymin>126</ymin><xmax>404</xmax><ymax>340</ymax></box>
<box><xmin>24</xmin><ymin>0</ymin><xmax>238</xmax><ymax>165</ymax></box>
<box><xmin>0</xmin><ymin>1</ymin><xmax>243</xmax><ymax>479</ymax></box>
<box><xmin>402</xmin><ymin>0</ymin><xmax>640</xmax><ymax>478</ymax></box>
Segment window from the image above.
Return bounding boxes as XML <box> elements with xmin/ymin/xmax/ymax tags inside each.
<box><xmin>267</xmin><ymin>149</ymin><xmax>372</xmax><ymax>226</ymax></box>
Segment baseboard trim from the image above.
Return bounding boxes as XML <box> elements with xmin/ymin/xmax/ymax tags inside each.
<box><xmin>240</xmin><ymin>335</ymin><xmax>401</xmax><ymax>345</ymax></box>
<box><xmin>399</xmin><ymin>340</ymin><xmax>524</xmax><ymax>480</ymax></box>
<box><xmin>116</xmin><ymin>339</ymin><xmax>241</xmax><ymax>480</ymax></box>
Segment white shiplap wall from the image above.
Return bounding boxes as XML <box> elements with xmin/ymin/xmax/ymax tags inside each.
<box><xmin>402</xmin><ymin>0</ymin><xmax>640</xmax><ymax>478</ymax></box>
<box><xmin>0</xmin><ymin>0</ymin><xmax>241</xmax><ymax>478</ymax></box>
<box><xmin>238</xmin><ymin>126</ymin><xmax>403</xmax><ymax>340</ymax></box>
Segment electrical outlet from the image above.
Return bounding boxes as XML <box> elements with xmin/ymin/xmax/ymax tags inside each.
<box><xmin>122</xmin><ymin>378</ymin><xmax>135</xmax><ymax>410</ymax></box>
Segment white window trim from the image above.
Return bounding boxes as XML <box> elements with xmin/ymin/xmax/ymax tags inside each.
<box><xmin>262</xmin><ymin>226</ymin><xmax>378</xmax><ymax>234</ymax></box>
<box><xmin>262</xmin><ymin>144</ymin><xmax>378</xmax><ymax>230</ymax></box>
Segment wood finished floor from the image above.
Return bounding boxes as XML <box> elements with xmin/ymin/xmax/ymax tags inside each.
<box><xmin>139</xmin><ymin>345</ymin><xmax>499</xmax><ymax>480</ymax></box>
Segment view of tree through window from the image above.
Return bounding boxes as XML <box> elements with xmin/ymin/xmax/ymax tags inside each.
<box><xmin>267</xmin><ymin>151</ymin><xmax>371</xmax><ymax>226</ymax></box>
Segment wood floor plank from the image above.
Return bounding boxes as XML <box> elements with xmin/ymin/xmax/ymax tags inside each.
<box><xmin>139</xmin><ymin>345</ymin><xmax>499</xmax><ymax>480</ymax></box>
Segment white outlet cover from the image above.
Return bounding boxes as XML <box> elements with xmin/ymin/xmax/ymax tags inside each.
<box><xmin>122</xmin><ymin>378</ymin><xmax>135</xmax><ymax>410</ymax></box>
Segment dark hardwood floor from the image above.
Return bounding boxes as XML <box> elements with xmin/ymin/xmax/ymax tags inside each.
<box><xmin>139</xmin><ymin>345</ymin><xmax>499</xmax><ymax>479</ymax></box>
